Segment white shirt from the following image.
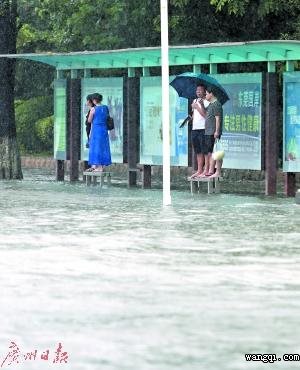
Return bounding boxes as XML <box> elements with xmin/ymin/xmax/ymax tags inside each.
<box><xmin>192</xmin><ymin>99</ymin><xmax>210</xmax><ymax>130</ymax></box>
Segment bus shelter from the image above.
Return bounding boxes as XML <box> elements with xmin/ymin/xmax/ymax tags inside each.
<box><xmin>2</xmin><ymin>40</ymin><xmax>300</xmax><ymax>196</ymax></box>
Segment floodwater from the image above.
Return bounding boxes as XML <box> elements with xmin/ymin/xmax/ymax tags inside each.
<box><xmin>0</xmin><ymin>169</ymin><xmax>300</xmax><ymax>370</ymax></box>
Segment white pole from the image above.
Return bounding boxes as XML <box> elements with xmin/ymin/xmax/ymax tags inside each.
<box><xmin>160</xmin><ymin>0</ymin><xmax>171</xmax><ymax>206</ymax></box>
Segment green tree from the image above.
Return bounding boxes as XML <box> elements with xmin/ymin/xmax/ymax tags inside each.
<box><xmin>0</xmin><ymin>0</ymin><xmax>22</xmax><ymax>179</ymax></box>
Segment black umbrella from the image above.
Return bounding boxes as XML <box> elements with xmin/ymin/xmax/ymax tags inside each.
<box><xmin>170</xmin><ymin>72</ymin><xmax>229</xmax><ymax>105</ymax></box>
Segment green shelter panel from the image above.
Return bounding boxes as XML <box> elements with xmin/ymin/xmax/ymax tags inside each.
<box><xmin>54</xmin><ymin>80</ymin><xmax>67</xmax><ymax>160</ymax></box>
<box><xmin>1</xmin><ymin>41</ymin><xmax>300</xmax><ymax>70</ymax></box>
<box><xmin>283</xmin><ymin>72</ymin><xmax>300</xmax><ymax>173</ymax></box>
<box><xmin>211</xmin><ymin>73</ymin><xmax>263</xmax><ymax>170</ymax></box>
<box><xmin>140</xmin><ymin>76</ymin><xmax>188</xmax><ymax>166</ymax></box>
<box><xmin>81</xmin><ymin>78</ymin><xmax>124</xmax><ymax>163</ymax></box>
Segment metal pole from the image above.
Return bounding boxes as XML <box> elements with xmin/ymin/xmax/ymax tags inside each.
<box><xmin>160</xmin><ymin>0</ymin><xmax>171</xmax><ymax>205</ymax></box>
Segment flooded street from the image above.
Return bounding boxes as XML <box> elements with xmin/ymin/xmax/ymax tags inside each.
<box><xmin>0</xmin><ymin>170</ymin><xmax>300</xmax><ymax>370</ymax></box>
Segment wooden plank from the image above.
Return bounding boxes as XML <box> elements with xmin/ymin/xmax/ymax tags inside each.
<box><xmin>188</xmin><ymin>176</ymin><xmax>223</xmax><ymax>182</ymax></box>
<box><xmin>83</xmin><ymin>171</ymin><xmax>112</xmax><ymax>177</ymax></box>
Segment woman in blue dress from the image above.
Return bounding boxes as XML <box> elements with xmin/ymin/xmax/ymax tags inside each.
<box><xmin>87</xmin><ymin>93</ymin><xmax>112</xmax><ymax>172</ymax></box>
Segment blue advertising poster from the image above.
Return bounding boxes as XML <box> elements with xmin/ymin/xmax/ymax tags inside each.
<box><xmin>81</xmin><ymin>78</ymin><xmax>123</xmax><ymax>163</ymax></box>
<box><xmin>211</xmin><ymin>73</ymin><xmax>262</xmax><ymax>170</ymax></box>
<box><xmin>140</xmin><ymin>76</ymin><xmax>188</xmax><ymax>166</ymax></box>
<box><xmin>283</xmin><ymin>72</ymin><xmax>300</xmax><ymax>172</ymax></box>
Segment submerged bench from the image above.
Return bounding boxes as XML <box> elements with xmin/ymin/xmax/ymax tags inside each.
<box><xmin>83</xmin><ymin>171</ymin><xmax>111</xmax><ymax>187</ymax></box>
<box><xmin>188</xmin><ymin>176</ymin><xmax>222</xmax><ymax>194</ymax></box>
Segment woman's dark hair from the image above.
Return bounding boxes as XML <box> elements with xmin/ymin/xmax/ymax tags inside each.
<box><xmin>92</xmin><ymin>93</ymin><xmax>103</xmax><ymax>103</ymax></box>
<box><xmin>86</xmin><ymin>94</ymin><xmax>94</xmax><ymax>104</ymax></box>
<box><xmin>197</xmin><ymin>83</ymin><xmax>207</xmax><ymax>90</ymax></box>
<box><xmin>206</xmin><ymin>85</ymin><xmax>217</xmax><ymax>95</ymax></box>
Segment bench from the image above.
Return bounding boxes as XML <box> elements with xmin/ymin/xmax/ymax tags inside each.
<box><xmin>188</xmin><ymin>176</ymin><xmax>222</xmax><ymax>194</ymax></box>
<box><xmin>83</xmin><ymin>171</ymin><xmax>112</xmax><ymax>187</ymax></box>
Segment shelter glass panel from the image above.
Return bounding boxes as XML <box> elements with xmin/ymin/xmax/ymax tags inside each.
<box><xmin>81</xmin><ymin>78</ymin><xmax>124</xmax><ymax>163</ymax></box>
<box><xmin>54</xmin><ymin>79</ymin><xmax>67</xmax><ymax>160</ymax></box>
<box><xmin>283</xmin><ymin>72</ymin><xmax>300</xmax><ymax>172</ymax></box>
<box><xmin>140</xmin><ymin>76</ymin><xmax>188</xmax><ymax>166</ymax></box>
<box><xmin>210</xmin><ymin>73</ymin><xmax>263</xmax><ymax>170</ymax></box>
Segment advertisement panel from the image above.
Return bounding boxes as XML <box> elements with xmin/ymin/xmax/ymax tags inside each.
<box><xmin>81</xmin><ymin>78</ymin><xmax>123</xmax><ymax>163</ymax></box>
<box><xmin>140</xmin><ymin>76</ymin><xmax>188</xmax><ymax>166</ymax></box>
<box><xmin>283</xmin><ymin>72</ymin><xmax>300</xmax><ymax>172</ymax></box>
<box><xmin>211</xmin><ymin>73</ymin><xmax>263</xmax><ymax>170</ymax></box>
<box><xmin>54</xmin><ymin>80</ymin><xmax>67</xmax><ymax>160</ymax></box>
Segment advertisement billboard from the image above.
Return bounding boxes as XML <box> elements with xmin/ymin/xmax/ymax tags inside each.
<box><xmin>211</xmin><ymin>73</ymin><xmax>263</xmax><ymax>170</ymax></box>
<box><xmin>81</xmin><ymin>78</ymin><xmax>123</xmax><ymax>163</ymax></box>
<box><xmin>54</xmin><ymin>80</ymin><xmax>67</xmax><ymax>160</ymax></box>
<box><xmin>140</xmin><ymin>76</ymin><xmax>188</xmax><ymax>166</ymax></box>
<box><xmin>283</xmin><ymin>72</ymin><xmax>300</xmax><ymax>172</ymax></box>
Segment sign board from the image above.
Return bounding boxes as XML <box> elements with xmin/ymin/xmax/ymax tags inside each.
<box><xmin>283</xmin><ymin>72</ymin><xmax>300</xmax><ymax>172</ymax></box>
<box><xmin>211</xmin><ymin>73</ymin><xmax>263</xmax><ymax>170</ymax></box>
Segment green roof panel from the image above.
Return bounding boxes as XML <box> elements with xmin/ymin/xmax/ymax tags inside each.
<box><xmin>1</xmin><ymin>40</ymin><xmax>300</xmax><ymax>70</ymax></box>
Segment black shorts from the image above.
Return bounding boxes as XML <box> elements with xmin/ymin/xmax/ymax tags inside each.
<box><xmin>191</xmin><ymin>129</ymin><xmax>205</xmax><ymax>154</ymax></box>
<box><xmin>204</xmin><ymin>135</ymin><xmax>215</xmax><ymax>154</ymax></box>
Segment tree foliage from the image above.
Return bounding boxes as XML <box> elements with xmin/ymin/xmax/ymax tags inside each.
<box><xmin>0</xmin><ymin>0</ymin><xmax>22</xmax><ymax>178</ymax></box>
<box><xmin>5</xmin><ymin>0</ymin><xmax>300</xmax><ymax>157</ymax></box>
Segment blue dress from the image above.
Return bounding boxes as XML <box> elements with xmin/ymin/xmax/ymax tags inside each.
<box><xmin>88</xmin><ymin>105</ymin><xmax>112</xmax><ymax>166</ymax></box>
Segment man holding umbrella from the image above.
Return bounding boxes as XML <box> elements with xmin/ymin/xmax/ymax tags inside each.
<box><xmin>190</xmin><ymin>84</ymin><xmax>210</xmax><ymax>178</ymax></box>
<box><xmin>170</xmin><ymin>72</ymin><xmax>228</xmax><ymax>177</ymax></box>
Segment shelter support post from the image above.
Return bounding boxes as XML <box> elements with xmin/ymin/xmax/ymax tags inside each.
<box><xmin>284</xmin><ymin>60</ymin><xmax>296</xmax><ymax>197</ymax></box>
<box><xmin>56</xmin><ymin>160</ymin><xmax>64</xmax><ymax>181</ymax></box>
<box><xmin>265</xmin><ymin>73</ymin><xmax>278</xmax><ymax>195</ymax></box>
<box><xmin>285</xmin><ymin>173</ymin><xmax>296</xmax><ymax>197</ymax></box>
<box><xmin>267</xmin><ymin>61</ymin><xmax>276</xmax><ymax>73</ymax></box>
<box><xmin>142</xmin><ymin>67</ymin><xmax>150</xmax><ymax>77</ymax></box>
<box><xmin>84</xmin><ymin>69</ymin><xmax>91</xmax><ymax>78</ymax></box>
<box><xmin>188</xmin><ymin>103</ymin><xmax>194</xmax><ymax>171</ymax></box>
<box><xmin>55</xmin><ymin>69</ymin><xmax>65</xmax><ymax>181</ymax></box>
<box><xmin>142</xmin><ymin>165</ymin><xmax>151</xmax><ymax>189</ymax></box>
<box><xmin>141</xmin><ymin>67</ymin><xmax>152</xmax><ymax>188</ymax></box>
<box><xmin>190</xmin><ymin>65</ymin><xmax>202</xmax><ymax>174</ymax></box>
<box><xmin>210</xmin><ymin>64</ymin><xmax>218</xmax><ymax>74</ymax></box>
<box><xmin>193</xmin><ymin>65</ymin><xmax>201</xmax><ymax>73</ymax></box>
<box><xmin>56</xmin><ymin>70</ymin><xmax>64</xmax><ymax>79</ymax></box>
<box><xmin>126</xmin><ymin>74</ymin><xmax>140</xmax><ymax>187</ymax></box>
<box><xmin>68</xmin><ymin>75</ymin><xmax>81</xmax><ymax>182</ymax></box>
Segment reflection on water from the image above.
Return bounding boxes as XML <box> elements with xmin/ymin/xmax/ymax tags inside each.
<box><xmin>0</xmin><ymin>169</ymin><xmax>300</xmax><ymax>370</ymax></box>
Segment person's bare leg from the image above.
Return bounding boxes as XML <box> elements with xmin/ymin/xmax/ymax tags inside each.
<box><xmin>94</xmin><ymin>165</ymin><xmax>103</xmax><ymax>172</ymax></box>
<box><xmin>196</xmin><ymin>153</ymin><xmax>204</xmax><ymax>175</ymax></box>
<box><xmin>209</xmin><ymin>159</ymin><xmax>223</xmax><ymax>178</ymax></box>
<box><xmin>190</xmin><ymin>153</ymin><xmax>204</xmax><ymax>179</ymax></box>
<box><xmin>199</xmin><ymin>154</ymin><xmax>210</xmax><ymax>177</ymax></box>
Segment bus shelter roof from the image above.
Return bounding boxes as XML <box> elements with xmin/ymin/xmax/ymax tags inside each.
<box><xmin>1</xmin><ymin>40</ymin><xmax>300</xmax><ymax>70</ymax></box>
